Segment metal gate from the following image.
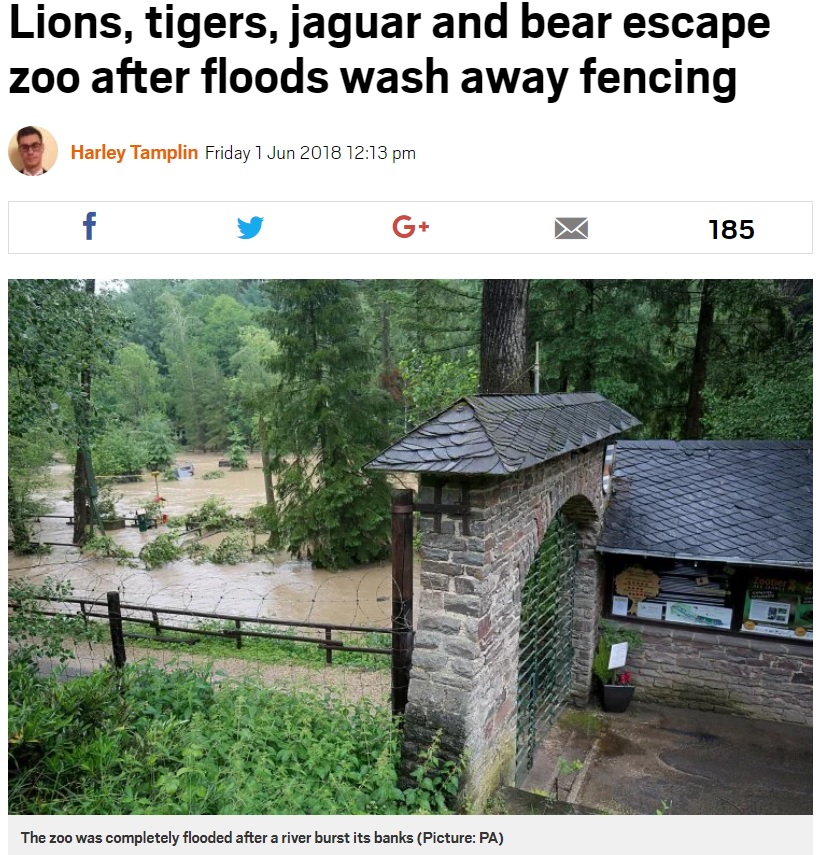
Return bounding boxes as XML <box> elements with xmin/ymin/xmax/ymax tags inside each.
<box><xmin>515</xmin><ymin>511</ymin><xmax>578</xmax><ymax>783</ymax></box>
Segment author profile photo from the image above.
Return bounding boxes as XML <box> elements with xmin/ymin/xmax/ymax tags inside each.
<box><xmin>9</xmin><ymin>126</ymin><xmax>57</xmax><ymax>176</ymax></box>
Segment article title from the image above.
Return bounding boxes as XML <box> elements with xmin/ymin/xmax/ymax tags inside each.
<box><xmin>9</xmin><ymin>3</ymin><xmax>772</xmax><ymax>103</ymax></box>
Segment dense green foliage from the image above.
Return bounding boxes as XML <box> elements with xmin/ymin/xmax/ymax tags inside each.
<box><xmin>138</xmin><ymin>533</ymin><xmax>184</xmax><ymax>569</ymax></box>
<box><xmin>261</xmin><ymin>281</ymin><xmax>394</xmax><ymax>569</ymax></box>
<box><xmin>8</xmin><ymin>280</ymin><xmax>127</xmax><ymax>548</ymax></box>
<box><xmin>529</xmin><ymin>279</ymin><xmax>812</xmax><ymax>439</ymax></box>
<box><xmin>9</xmin><ymin>664</ymin><xmax>459</xmax><ymax>815</ymax></box>
<box><xmin>8</xmin><ymin>584</ymin><xmax>460</xmax><ymax>815</ymax></box>
<box><xmin>7</xmin><ymin>278</ymin><xmax>811</xmax><ymax>556</ymax></box>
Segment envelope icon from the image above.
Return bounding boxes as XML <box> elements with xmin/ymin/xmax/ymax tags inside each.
<box><xmin>555</xmin><ymin>217</ymin><xmax>589</xmax><ymax>239</ymax></box>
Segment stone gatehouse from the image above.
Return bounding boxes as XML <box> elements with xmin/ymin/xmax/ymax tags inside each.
<box><xmin>367</xmin><ymin>393</ymin><xmax>638</xmax><ymax>805</ymax></box>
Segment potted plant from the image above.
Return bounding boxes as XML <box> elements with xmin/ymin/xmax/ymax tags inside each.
<box><xmin>592</xmin><ymin>622</ymin><xmax>643</xmax><ymax>713</ymax></box>
<box><xmin>97</xmin><ymin>483</ymin><xmax>126</xmax><ymax>530</ymax></box>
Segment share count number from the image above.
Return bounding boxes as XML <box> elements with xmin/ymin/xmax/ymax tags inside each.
<box><xmin>709</xmin><ymin>219</ymin><xmax>755</xmax><ymax>240</ymax></box>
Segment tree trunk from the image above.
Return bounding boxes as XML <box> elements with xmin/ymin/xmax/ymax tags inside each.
<box><xmin>479</xmin><ymin>280</ymin><xmax>530</xmax><ymax>394</ymax></box>
<box><xmin>381</xmin><ymin>302</ymin><xmax>392</xmax><ymax>374</ymax></box>
<box><xmin>682</xmin><ymin>281</ymin><xmax>715</xmax><ymax>439</ymax></box>
<box><xmin>258</xmin><ymin>414</ymin><xmax>275</xmax><ymax>507</ymax></box>
<box><xmin>73</xmin><ymin>279</ymin><xmax>94</xmax><ymax>544</ymax></box>
<box><xmin>578</xmin><ymin>280</ymin><xmax>596</xmax><ymax>390</ymax></box>
<box><xmin>8</xmin><ymin>476</ymin><xmax>32</xmax><ymax>550</ymax></box>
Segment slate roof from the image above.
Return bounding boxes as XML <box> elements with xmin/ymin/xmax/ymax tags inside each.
<box><xmin>365</xmin><ymin>393</ymin><xmax>639</xmax><ymax>475</ymax></box>
<box><xmin>597</xmin><ymin>441</ymin><xmax>812</xmax><ymax>569</ymax></box>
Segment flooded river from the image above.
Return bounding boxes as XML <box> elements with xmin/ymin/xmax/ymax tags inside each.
<box><xmin>9</xmin><ymin>453</ymin><xmax>419</xmax><ymax>628</ymax></box>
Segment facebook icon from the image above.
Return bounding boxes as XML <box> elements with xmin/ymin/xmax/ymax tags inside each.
<box><xmin>83</xmin><ymin>211</ymin><xmax>97</xmax><ymax>240</ymax></box>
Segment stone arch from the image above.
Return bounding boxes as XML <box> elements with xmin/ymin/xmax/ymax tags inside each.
<box><xmin>402</xmin><ymin>442</ymin><xmax>610</xmax><ymax>807</ymax></box>
<box><xmin>555</xmin><ymin>493</ymin><xmax>604</xmax><ymax>705</ymax></box>
<box><xmin>512</xmin><ymin>492</ymin><xmax>602</xmax><ymax>780</ymax></box>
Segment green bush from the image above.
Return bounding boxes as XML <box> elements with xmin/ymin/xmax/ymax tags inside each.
<box><xmin>8</xmin><ymin>662</ymin><xmax>461</xmax><ymax>815</ymax></box>
<box><xmin>92</xmin><ymin>425</ymin><xmax>147</xmax><ymax>477</ymax></box>
<box><xmin>139</xmin><ymin>533</ymin><xmax>183</xmax><ymax>569</ymax></box>
<box><xmin>185</xmin><ymin>496</ymin><xmax>239</xmax><ymax>531</ymax></box>
<box><xmin>7</xmin><ymin>579</ymin><xmax>461</xmax><ymax>815</ymax></box>
<box><xmin>82</xmin><ymin>535</ymin><xmax>136</xmax><ymax>565</ymax></box>
<box><xmin>212</xmin><ymin>531</ymin><xmax>251</xmax><ymax>564</ymax></box>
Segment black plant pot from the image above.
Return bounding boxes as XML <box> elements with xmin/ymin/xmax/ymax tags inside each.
<box><xmin>602</xmin><ymin>684</ymin><xmax>635</xmax><ymax>713</ymax></box>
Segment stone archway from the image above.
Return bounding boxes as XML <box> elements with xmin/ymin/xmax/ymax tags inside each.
<box><xmin>400</xmin><ymin>448</ymin><xmax>608</xmax><ymax>807</ymax></box>
<box><xmin>514</xmin><ymin>494</ymin><xmax>601</xmax><ymax>783</ymax></box>
<box><xmin>365</xmin><ymin>393</ymin><xmax>638</xmax><ymax>807</ymax></box>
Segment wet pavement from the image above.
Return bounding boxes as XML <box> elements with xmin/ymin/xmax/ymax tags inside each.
<box><xmin>519</xmin><ymin>700</ymin><xmax>813</xmax><ymax>815</ymax></box>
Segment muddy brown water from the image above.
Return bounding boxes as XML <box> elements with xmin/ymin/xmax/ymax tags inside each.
<box><xmin>9</xmin><ymin>453</ymin><xmax>420</xmax><ymax>629</ymax></box>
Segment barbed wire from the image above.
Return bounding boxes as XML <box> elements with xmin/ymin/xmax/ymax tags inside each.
<box><xmin>9</xmin><ymin>455</ymin><xmax>412</xmax><ymax>708</ymax></box>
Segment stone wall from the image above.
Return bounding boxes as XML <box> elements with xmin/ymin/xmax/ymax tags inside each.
<box><xmin>401</xmin><ymin>442</ymin><xmax>608</xmax><ymax>808</ymax></box>
<box><xmin>627</xmin><ymin>621</ymin><xmax>813</xmax><ymax>726</ymax></box>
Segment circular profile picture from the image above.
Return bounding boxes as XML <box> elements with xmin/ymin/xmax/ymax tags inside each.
<box><xmin>9</xmin><ymin>126</ymin><xmax>57</xmax><ymax>176</ymax></box>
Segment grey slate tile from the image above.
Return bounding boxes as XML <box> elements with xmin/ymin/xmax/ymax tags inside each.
<box><xmin>598</xmin><ymin>441</ymin><xmax>812</xmax><ymax>569</ymax></box>
<box><xmin>366</xmin><ymin>393</ymin><xmax>639</xmax><ymax>475</ymax></box>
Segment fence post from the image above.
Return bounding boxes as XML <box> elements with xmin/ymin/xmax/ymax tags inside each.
<box><xmin>325</xmin><ymin>628</ymin><xmax>333</xmax><ymax>665</ymax></box>
<box><xmin>106</xmin><ymin>591</ymin><xmax>127</xmax><ymax>669</ymax></box>
<box><xmin>391</xmin><ymin>489</ymin><xmax>415</xmax><ymax>717</ymax></box>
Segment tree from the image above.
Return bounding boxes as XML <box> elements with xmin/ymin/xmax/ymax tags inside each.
<box><xmin>682</xmin><ymin>281</ymin><xmax>715</xmax><ymax>438</ymax></box>
<box><xmin>479</xmin><ymin>280</ymin><xmax>530</xmax><ymax>393</ymax></box>
<box><xmin>71</xmin><ymin>279</ymin><xmax>98</xmax><ymax>543</ymax></box>
<box><xmin>262</xmin><ymin>280</ymin><xmax>393</xmax><ymax>569</ymax></box>
<box><xmin>230</xmin><ymin>326</ymin><xmax>279</xmax><ymax>506</ymax></box>
<box><xmin>398</xmin><ymin>349</ymin><xmax>479</xmax><ymax>427</ymax></box>
<box><xmin>8</xmin><ymin>278</ymin><xmax>125</xmax><ymax>545</ymax></box>
<box><xmin>139</xmin><ymin>414</ymin><xmax>178</xmax><ymax>470</ymax></box>
<box><xmin>201</xmin><ymin>294</ymin><xmax>256</xmax><ymax>374</ymax></box>
<box><xmin>160</xmin><ymin>293</ymin><xmax>229</xmax><ymax>450</ymax></box>
<box><xmin>8</xmin><ymin>279</ymin><xmax>123</xmax><ymax>439</ymax></box>
<box><xmin>95</xmin><ymin>343</ymin><xmax>167</xmax><ymax>424</ymax></box>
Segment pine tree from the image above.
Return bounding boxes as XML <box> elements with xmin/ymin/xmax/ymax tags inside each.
<box><xmin>262</xmin><ymin>280</ymin><xmax>392</xmax><ymax>569</ymax></box>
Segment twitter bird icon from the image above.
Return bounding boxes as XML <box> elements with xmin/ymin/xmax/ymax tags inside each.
<box><xmin>238</xmin><ymin>216</ymin><xmax>263</xmax><ymax>239</ymax></box>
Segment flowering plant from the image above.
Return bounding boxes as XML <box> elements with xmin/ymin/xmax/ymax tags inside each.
<box><xmin>592</xmin><ymin>623</ymin><xmax>644</xmax><ymax>686</ymax></box>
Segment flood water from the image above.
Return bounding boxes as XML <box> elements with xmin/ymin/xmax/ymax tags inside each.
<box><xmin>9</xmin><ymin>453</ymin><xmax>419</xmax><ymax>628</ymax></box>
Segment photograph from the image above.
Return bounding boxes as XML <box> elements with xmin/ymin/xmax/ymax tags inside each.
<box><xmin>8</xmin><ymin>125</ymin><xmax>57</xmax><ymax>176</ymax></box>
<box><xmin>7</xmin><ymin>278</ymin><xmax>812</xmax><ymax>818</ymax></box>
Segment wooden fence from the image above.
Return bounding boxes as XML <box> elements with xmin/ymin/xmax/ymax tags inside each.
<box><xmin>11</xmin><ymin>490</ymin><xmax>417</xmax><ymax>716</ymax></box>
<box><xmin>12</xmin><ymin>591</ymin><xmax>411</xmax><ymax>715</ymax></box>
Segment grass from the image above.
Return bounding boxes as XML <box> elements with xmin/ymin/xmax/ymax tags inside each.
<box><xmin>557</xmin><ymin>708</ymin><xmax>607</xmax><ymax>737</ymax></box>
<box><xmin>125</xmin><ymin>620</ymin><xmax>393</xmax><ymax>670</ymax></box>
